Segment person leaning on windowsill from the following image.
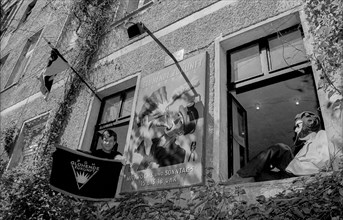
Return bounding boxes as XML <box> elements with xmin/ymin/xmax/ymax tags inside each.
<box><xmin>228</xmin><ymin>111</ymin><xmax>331</xmax><ymax>184</ymax></box>
<box><xmin>92</xmin><ymin>129</ymin><xmax>125</xmax><ymax>163</ymax></box>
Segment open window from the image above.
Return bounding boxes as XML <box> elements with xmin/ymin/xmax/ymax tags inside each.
<box><xmin>91</xmin><ymin>87</ymin><xmax>135</xmax><ymax>154</ymax></box>
<box><xmin>226</xmin><ymin>25</ymin><xmax>322</xmax><ymax>179</ymax></box>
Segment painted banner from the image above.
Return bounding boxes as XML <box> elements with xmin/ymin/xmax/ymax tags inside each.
<box><xmin>50</xmin><ymin>146</ymin><xmax>122</xmax><ymax>201</ymax></box>
<box><xmin>121</xmin><ymin>52</ymin><xmax>207</xmax><ymax>192</ymax></box>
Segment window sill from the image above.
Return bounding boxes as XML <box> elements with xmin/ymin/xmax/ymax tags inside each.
<box><xmin>219</xmin><ymin>171</ymin><xmax>335</xmax><ymax>203</ymax></box>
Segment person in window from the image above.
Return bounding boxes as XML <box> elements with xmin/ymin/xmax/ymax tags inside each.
<box><xmin>92</xmin><ymin>129</ymin><xmax>123</xmax><ymax>160</ymax></box>
<box><xmin>228</xmin><ymin>111</ymin><xmax>331</xmax><ymax>184</ymax></box>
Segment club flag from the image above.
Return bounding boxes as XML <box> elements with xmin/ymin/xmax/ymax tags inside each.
<box><xmin>39</xmin><ymin>49</ymin><xmax>69</xmax><ymax>99</ymax></box>
<box><xmin>50</xmin><ymin>145</ymin><xmax>123</xmax><ymax>201</ymax></box>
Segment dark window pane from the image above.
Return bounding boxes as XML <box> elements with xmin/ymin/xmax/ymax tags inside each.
<box><xmin>120</xmin><ymin>89</ymin><xmax>135</xmax><ymax>118</ymax></box>
<box><xmin>235</xmin><ymin>72</ymin><xmax>319</xmax><ymax>160</ymax></box>
<box><xmin>230</xmin><ymin>43</ymin><xmax>262</xmax><ymax>82</ymax></box>
<box><xmin>269</xmin><ymin>30</ymin><xmax>307</xmax><ymax>70</ymax></box>
<box><xmin>101</xmin><ymin>95</ymin><xmax>121</xmax><ymax>124</ymax></box>
<box><xmin>5</xmin><ymin>30</ymin><xmax>41</xmax><ymax>88</ymax></box>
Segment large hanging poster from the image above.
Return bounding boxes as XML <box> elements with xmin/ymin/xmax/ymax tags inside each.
<box><xmin>121</xmin><ymin>52</ymin><xmax>207</xmax><ymax>192</ymax></box>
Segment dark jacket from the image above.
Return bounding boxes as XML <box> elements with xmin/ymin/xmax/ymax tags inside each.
<box><xmin>92</xmin><ymin>149</ymin><xmax>122</xmax><ymax>159</ymax></box>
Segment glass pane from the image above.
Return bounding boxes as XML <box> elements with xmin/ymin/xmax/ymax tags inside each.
<box><xmin>269</xmin><ymin>30</ymin><xmax>307</xmax><ymax>70</ymax></box>
<box><xmin>230</xmin><ymin>43</ymin><xmax>262</xmax><ymax>82</ymax></box>
<box><xmin>101</xmin><ymin>95</ymin><xmax>121</xmax><ymax>124</ymax></box>
<box><xmin>120</xmin><ymin>89</ymin><xmax>135</xmax><ymax>118</ymax></box>
<box><xmin>230</xmin><ymin>95</ymin><xmax>248</xmax><ymax>175</ymax></box>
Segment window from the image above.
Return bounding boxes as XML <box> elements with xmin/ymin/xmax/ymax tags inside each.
<box><xmin>7</xmin><ymin>113</ymin><xmax>49</xmax><ymax>169</ymax></box>
<box><xmin>90</xmin><ymin>87</ymin><xmax>136</xmax><ymax>154</ymax></box>
<box><xmin>17</xmin><ymin>0</ymin><xmax>37</xmax><ymax>27</ymax></box>
<box><xmin>4</xmin><ymin>29</ymin><xmax>41</xmax><ymax>88</ymax></box>
<box><xmin>0</xmin><ymin>54</ymin><xmax>9</xmax><ymax>70</ymax></box>
<box><xmin>0</xmin><ymin>1</ymin><xmax>18</xmax><ymax>37</ymax></box>
<box><xmin>226</xmin><ymin>26</ymin><xmax>321</xmax><ymax>177</ymax></box>
<box><xmin>127</xmin><ymin>0</ymin><xmax>152</xmax><ymax>14</ymax></box>
<box><xmin>213</xmin><ymin>11</ymin><xmax>327</xmax><ymax>182</ymax></box>
<box><xmin>228</xmin><ymin>26</ymin><xmax>307</xmax><ymax>84</ymax></box>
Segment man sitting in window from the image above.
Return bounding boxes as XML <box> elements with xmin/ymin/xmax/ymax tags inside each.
<box><xmin>92</xmin><ymin>129</ymin><xmax>123</xmax><ymax>160</ymax></box>
<box><xmin>228</xmin><ymin>111</ymin><xmax>331</xmax><ymax>183</ymax></box>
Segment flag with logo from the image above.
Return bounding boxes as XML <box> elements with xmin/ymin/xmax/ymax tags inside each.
<box><xmin>50</xmin><ymin>145</ymin><xmax>123</xmax><ymax>201</ymax></box>
<box><xmin>39</xmin><ymin>48</ymin><xmax>69</xmax><ymax>99</ymax></box>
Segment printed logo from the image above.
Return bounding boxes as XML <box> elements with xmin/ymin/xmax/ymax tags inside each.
<box><xmin>71</xmin><ymin>160</ymin><xmax>99</xmax><ymax>190</ymax></box>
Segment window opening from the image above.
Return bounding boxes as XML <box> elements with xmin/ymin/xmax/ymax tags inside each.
<box><xmin>4</xmin><ymin>29</ymin><xmax>41</xmax><ymax>88</ymax></box>
<box><xmin>227</xmin><ymin>25</ymin><xmax>322</xmax><ymax>179</ymax></box>
<box><xmin>91</xmin><ymin>87</ymin><xmax>135</xmax><ymax>154</ymax></box>
<box><xmin>7</xmin><ymin>113</ymin><xmax>49</xmax><ymax>169</ymax></box>
<box><xmin>0</xmin><ymin>2</ymin><xmax>18</xmax><ymax>37</ymax></box>
<box><xmin>0</xmin><ymin>54</ymin><xmax>9</xmax><ymax>70</ymax></box>
<box><xmin>18</xmin><ymin>0</ymin><xmax>37</xmax><ymax>27</ymax></box>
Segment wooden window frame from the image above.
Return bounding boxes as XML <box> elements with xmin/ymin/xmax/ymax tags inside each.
<box><xmin>4</xmin><ymin>29</ymin><xmax>42</xmax><ymax>89</ymax></box>
<box><xmin>227</xmin><ymin>25</ymin><xmax>308</xmax><ymax>90</ymax></box>
<box><xmin>17</xmin><ymin>0</ymin><xmax>37</xmax><ymax>28</ymax></box>
<box><xmin>90</xmin><ymin>86</ymin><xmax>135</xmax><ymax>152</ymax></box>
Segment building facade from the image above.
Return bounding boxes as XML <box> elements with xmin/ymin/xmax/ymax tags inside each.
<box><xmin>1</xmin><ymin>0</ymin><xmax>342</xmax><ymax>200</ymax></box>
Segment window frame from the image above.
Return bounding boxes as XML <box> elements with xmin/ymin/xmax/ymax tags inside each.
<box><xmin>17</xmin><ymin>0</ymin><xmax>37</xmax><ymax>28</ymax></box>
<box><xmin>78</xmin><ymin>74</ymin><xmax>140</xmax><ymax>153</ymax></box>
<box><xmin>0</xmin><ymin>54</ymin><xmax>10</xmax><ymax>70</ymax></box>
<box><xmin>213</xmin><ymin>9</ymin><xmax>324</xmax><ymax>182</ymax></box>
<box><xmin>227</xmin><ymin>26</ymin><xmax>313</xmax><ymax>179</ymax></box>
<box><xmin>0</xmin><ymin>1</ymin><xmax>19</xmax><ymax>37</ymax></box>
<box><xmin>90</xmin><ymin>86</ymin><xmax>136</xmax><ymax>152</ymax></box>
<box><xmin>4</xmin><ymin>29</ymin><xmax>42</xmax><ymax>89</ymax></box>
<box><xmin>78</xmin><ymin>74</ymin><xmax>140</xmax><ymax>197</ymax></box>
<box><xmin>6</xmin><ymin>112</ymin><xmax>50</xmax><ymax>170</ymax></box>
<box><xmin>227</xmin><ymin>25</ymin><xmax>308</xmax><ymax>87</ymax></box>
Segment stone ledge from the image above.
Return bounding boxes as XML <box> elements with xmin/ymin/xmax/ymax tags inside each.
<box><xmin>221</xmin><ymin>172</ymin><xmax>334</xmax><ymax>204</ymax></box>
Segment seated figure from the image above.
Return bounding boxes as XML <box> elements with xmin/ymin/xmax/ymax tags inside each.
<box><xmin>229</xmin><ymin>111</ymin><xmax>330</xmax><ymax>183</ymax></box>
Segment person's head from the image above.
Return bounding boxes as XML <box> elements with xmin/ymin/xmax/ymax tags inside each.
<box><xmin>101</xmin><ymin>129</ymin><xmax>117</xmax><ymax>153</ymax></box>
<box><xmin>164</xmin><ymin>103</ymin><xmax>199</xmax><ymax>138</ymax></box>
<box><xmin>294</xmin><ymin>111</ymin><xmax>321</xmax><ymax>139</ymax></box>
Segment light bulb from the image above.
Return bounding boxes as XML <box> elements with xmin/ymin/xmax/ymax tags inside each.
<box><xmin>255</xmin><ymin>103</ymin><xmax>261</xmax><ymax>110</ymax></box>
<box><xmin>294</xmin><ymin>98</ymin><xmax>300</xmax><ymax>105</ymax></box>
